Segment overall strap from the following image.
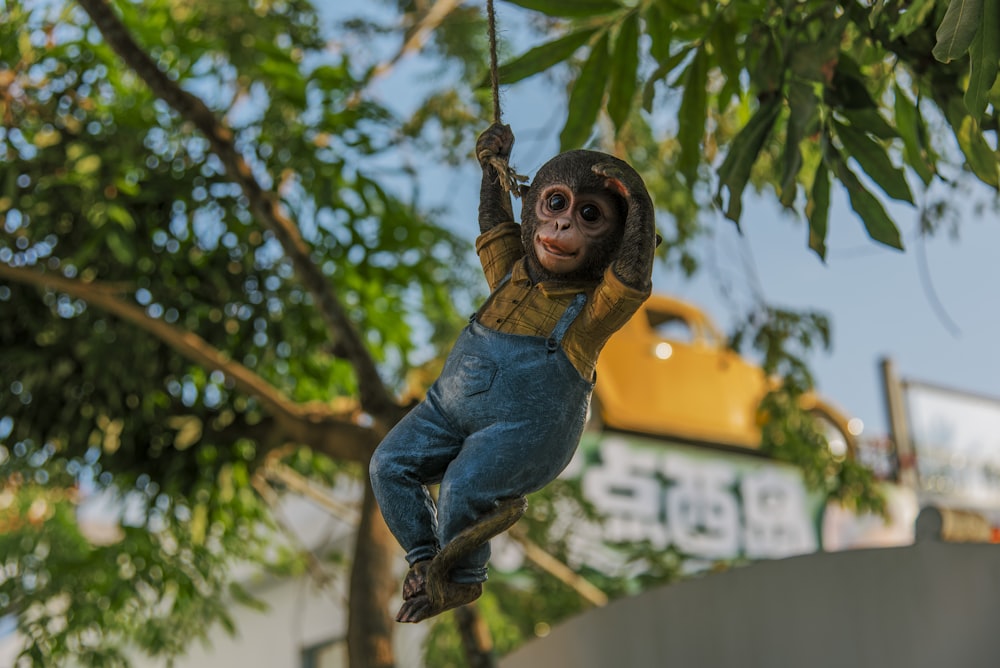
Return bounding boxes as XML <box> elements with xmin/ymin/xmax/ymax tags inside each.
<box><xmin>546</xmin><ymin>292</ymin><xmax>587</xmax><ymax>352</ymax></box>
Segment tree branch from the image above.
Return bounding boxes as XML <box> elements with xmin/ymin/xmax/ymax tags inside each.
<box><xmin>371</xmin><ymin>0</ymin><xmax>464</xmax><ymax>80</ymax></box>
<box><xmin>0</xmin><ymin>263</ymin><xmax>378</xmax><ymax>461</ymax></box>
<box><xmin>252</xmin><ymin>472</ymin><xmax>335</xmax><ymax>587</ymax></box>
<box><xmin>507</xmin><ymin>526</ymin><xmax>608</xmax><ymax>608</ymax></box>
<box><xmin>263</xmin><ymin>462</ymin><xmax>360</xmax><ymax>522</ymax></box>
<box><xmin>74</xmin><ymin>0</ymin><xmax>402</xmax><ymax>426</ymax></box>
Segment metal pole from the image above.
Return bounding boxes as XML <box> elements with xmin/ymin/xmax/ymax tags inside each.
<box><xmin>880</xmin><ymin>356</ymin><xmax>918</xmax><ymax>489</ymax></box>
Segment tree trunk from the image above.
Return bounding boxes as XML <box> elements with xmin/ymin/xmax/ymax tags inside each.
<box><xmin>348</xmin><ymin>475</ymin><xmax>400</xmax><ymax>668</ymax></box>
<box><xmin>455</xmin><ymin>604</ymin><xmax>497</xmax><ymax>668</ymax></box>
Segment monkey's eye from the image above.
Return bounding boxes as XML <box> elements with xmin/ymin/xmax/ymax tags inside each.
<box><xmin>580</xmin><ymin>204</ymin><xmax>602</xmax><ymax>222</ymax></box>
<box><xmin>547</xmin><ymin>193</ymin><xmax>568</xmax><ymax>211</ymax></box>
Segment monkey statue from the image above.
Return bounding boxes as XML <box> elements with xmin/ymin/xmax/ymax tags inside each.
<box><xmin>369</xmin><ymin>123</ymin><xmax>657</xmax><ymax>623</ymax></box>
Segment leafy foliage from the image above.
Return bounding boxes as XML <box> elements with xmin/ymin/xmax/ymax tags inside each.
<box><xmin>492</xmin><ymin>0</ymin><xmax>1000</xmax><ymax>260</ymax></box>
<box><xmin>732</xmin><ymin>307</ymin><xmax>884</xmax><ymax>515</ymax></box>
<box><xmin>1</xmin><ymin>0</ymin><xmax>475</xmax><ymax>664</ymax></box>
<box><xmin>1</xmin><ymin>440</ymin><xmax>272</xmax><ymax>664</ymax></box>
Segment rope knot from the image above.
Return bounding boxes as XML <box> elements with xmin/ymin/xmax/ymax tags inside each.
<box><xmin>487</xmin><ymin>155</ymin><xmax>528</xmax><ymax>197</ymax></box>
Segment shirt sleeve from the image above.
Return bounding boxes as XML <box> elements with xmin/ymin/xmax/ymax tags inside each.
<box><xmin>475</xmin><ymin>221</ymin><xmax>524</xmax><ymax>291</ymax></box>
<box><xmin>584</xmin><ymin>263</ymin><xmax>652</xmax><ymax>340</ymax></box>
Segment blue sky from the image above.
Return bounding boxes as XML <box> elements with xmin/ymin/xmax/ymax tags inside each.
<box><xmin>676</xmin><ymin>187</ymin><xmax>1000</xmax><ymax>437</ymax></box>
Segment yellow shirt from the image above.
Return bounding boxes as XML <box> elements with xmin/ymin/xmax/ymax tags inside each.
<box><xmin>474</xmin><ymin>222</ymin><xmax>650</xmax><ymax>381</ymax></box>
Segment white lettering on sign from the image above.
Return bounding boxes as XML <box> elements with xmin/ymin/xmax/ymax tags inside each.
<box><xmin>663</xmin><ymin>454</ymin><xmax>741</xmax><ymax>559</ymax></box>
<box><xmin>579</xmin><ymin>437</ymin><xmax>817</xmax><ymax>562</ymax></box>
<box><xmin>741</xmin><ymin>468</ymin><xmax>817</xmax><ymax>558</ymax></box>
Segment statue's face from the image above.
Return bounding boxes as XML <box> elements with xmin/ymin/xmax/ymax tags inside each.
<box><xmin>530</xmin><ymin>185</ymin><xmax>622</xmax><ymax>275</ymax></box>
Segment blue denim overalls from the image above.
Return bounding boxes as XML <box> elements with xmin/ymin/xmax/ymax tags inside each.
<box><xmin>370</xmin><ymin>291</ymin><xmax>594</xmax><ymax>583</ymax></box>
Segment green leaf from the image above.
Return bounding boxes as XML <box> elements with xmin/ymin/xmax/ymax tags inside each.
<box><xmin>310</xmin><ymin>64</ymin><xmax>350</xmax><ymax>89</ymax></box>
<box><xmin>259</xmin><ymin>57</ymin><xmax>307</xmax><ymax>108</ymax></box>
<box><xmin>677</xmin><ymin>46</ymin><xmax>708</xmax><ymax>183</ymax></box>
<box><xmin>831</xmin><ymin>156</ymin><xmax>904</xmax><ymax>249</ymax></box>
<box><xmin>893</xmin><ymin>85</ymin><xmax>935</xmax><ymax>185</ymax></box>
<box><xmin>869</xmin><ymin>0</ymin><xmax>889</xmax><ymax>29</ymax></box>
<box><xmin>964</xmin><ymin>0</ymin><xmax>1000</xmax><ymax>116</ymax></box>
<box><xmin>781</xmin><ymin>80</ymin><xmax>819</xmax><ymax>208</ymax></box>
<box><xmin>956</xmin><ymin>114</ymin><xmax>1000</xmax><ymax>187</ymax></box>
<box><xmin>716</xmin><ymin>96</ymin><xmax>782</xmax><ymax>224</ymax></box>
<box><xmin>228</xmin><ymin>582</ymin><xmax>267</xmax><ymax>612</ymax></box>
<box><xmin>505</xmin><ymin>0</ymin><xmax>623</xmax><ymax>18</ymax></box>
<box><xmin>806</xmin><ymin>159</ymin><xmax>831</xmax><ymax>260</ymax></box>
<box><xmin>826</xmin><ymin>67</ymin><xmax>878</xmax><ymax>110</ymax></box>
<box><xmin>107</xmin><ymin>203</ymin><xmax>136</xmax><ymax>231</ymax></box>
<box><xmin>492</xmin><ymin>27</ymin><xmax>599</xmax><ymax>86</ymax></box>
<box><xmin>710</xmin><ymin>17</ymin><xmax>742</xmax><ymax>108</ymax></box>
<box><xmin>942</xmin><ymin>95</ymin><xmax>1000</xmax><ymax>186</ymax></box>
<box><xmin>839</xmin><ymin>107</ymin><xmax>899</xmax><ymax>140</ymax></box>
<box><xmin>75</xmin><ymin>154</ymin><xmax>101</xmax><ymax>175</ymax></box>
<box><xmin>608</xmin><ymin>12</ymin><xmax>640</xmax><ymax>133</ymax></box>
<box><xmin>933</xmin><ymin>0</ymin><xmax>983</xmax><ymax>62</ymax></box>
<box><xmin>750</xmin><ymin>27</ymin><xmax>782</xmax><ymax>96</ymax></box>
<box><xmin>833</xmin><ymin>120</ymin><xmax>914</xmax><ymax>203</ymax></box>
<box><xmin>789</xmin><ymin>14</ymin><xmax>847</xmax><ymax>83</ymax></box>
<box><xmin>889</xmin><ymin>0</ymin><xmax>937</xmax><ymax>40</ymax></box>
<box><xmin>645</xmin><ymin>1</ymin><xmax>674</xmax><ymax>65</ymax></box>
<box><xmin>641</xmin><ymin>47</ymin><xmax>692</xmax><ymax>111</ymax></box>
<box><xmin>560</xmin><ymin>33</ymin><xmax>611</xmax><ymax>150</ymax></box>
<box><xmin>106</xmin><ymin>228</ymin><xmax>135</xmax><ymax>265</ymax></box>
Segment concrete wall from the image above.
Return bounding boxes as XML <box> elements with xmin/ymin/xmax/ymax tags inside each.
<box><xmin>501</xmin><ymin>541</ymin><xmax>1000</xmax><ymax>668</ymax></box>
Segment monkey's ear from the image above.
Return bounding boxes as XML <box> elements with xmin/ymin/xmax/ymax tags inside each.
<box><xmin>655</xmin><ymin>233</ymin><xmax>663</xmax><ymax>247</ymax></box>
<box><xmin>591</xmin><ymin>163</ymin><xmax>630</xmax><ymax>198</ymax></box>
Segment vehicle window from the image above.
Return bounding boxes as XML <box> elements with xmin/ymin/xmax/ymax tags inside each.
<box><xmin>646</xmin><ymin>311</ymin><xmax>694</xmax><ymax>343</ymax></box>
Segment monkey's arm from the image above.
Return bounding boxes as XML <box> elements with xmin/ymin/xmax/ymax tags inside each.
<box><xmin>593</xmin><ymin>163</ymin><xmax>656</xmax><ymax>290</ymax></box>
<box><xmin>477</xmin><ymin>123</ymin><xmax>516</xmax><ymax>233</ymax></box>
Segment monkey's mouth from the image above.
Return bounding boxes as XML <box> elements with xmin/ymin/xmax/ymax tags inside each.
<box><xmin>536</xmin><ymin>238</ymin><xmax>577</xmax><ymax>259</ymax></box>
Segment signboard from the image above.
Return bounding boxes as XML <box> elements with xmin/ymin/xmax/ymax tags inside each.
<box><xmin>571</xmin><ymin>434</ymin><xmax>818</xmax><ymax>562</ymax></box>
<box><xmin>493</xmin><ymin>431</ymin><xmax>915</xmax><ymax>578</ymax></box>
<box><xmin>904</xmin><ymin>381</ymin><xmax>1000</xmax><ymax>512</ymax></box>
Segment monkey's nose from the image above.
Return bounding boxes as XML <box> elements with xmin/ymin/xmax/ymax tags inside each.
<box><xmin>555</xmin><ymin>217</ymin><xmax>572</xmax><ymax>230</ymax></box>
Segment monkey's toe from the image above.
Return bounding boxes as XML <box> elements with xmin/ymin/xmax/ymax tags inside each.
<box><xmin>395</xmin><ymin>581</ymin><xmax>483</xmax><ymax>624</ymax></box>
<box><xmin>401</xmin><ymin>560</ymin><xmax>431</xmax><ymax>601</ymax></box>
<box><xmin>396</xmin><ymin>594</ymin><xmax>433</xmax><ymax>623</ymax></box>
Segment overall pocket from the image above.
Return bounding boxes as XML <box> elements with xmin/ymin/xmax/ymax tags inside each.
<box><xmin>452</xmin><ymin>354</ymin><xmax>497</xmax><ymax>396</ymax></box>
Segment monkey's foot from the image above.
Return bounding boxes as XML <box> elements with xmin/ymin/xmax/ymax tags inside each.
<box><xmin>395</xmin><ymin>580</ymin><xmax>483</xmax><ymax>624</ymax></box>
<box><xmin>394</xmin><ymin>498</ymin><xmax>526</xmax><ymax>624</ymax></box>
<box><xmin>401</xmin><ymin>560</ymin><xmax>431</xmax><ymax>601</ymax></box>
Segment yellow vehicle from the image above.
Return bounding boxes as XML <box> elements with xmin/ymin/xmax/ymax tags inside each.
<box><xmin>592</xmin><ymin>294</ymin><xmax>856</xmax><ymax>457</ymax></box>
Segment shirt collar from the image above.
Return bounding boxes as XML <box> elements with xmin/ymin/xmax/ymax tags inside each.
<box><xmin>511</xmin><ymin>258</ymin><xmax>595</xmax><ymax>297</ymax></box>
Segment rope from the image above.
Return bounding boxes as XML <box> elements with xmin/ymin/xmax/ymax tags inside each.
<box><xmin>487</xmin><ymin>0</ymin><xmax>502</xmax><ymax>124</ymax></box>
<box><xmin>484</xmin><ymin>0</ymin><xmax>527</xmax><ymax>196</ymax></box>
